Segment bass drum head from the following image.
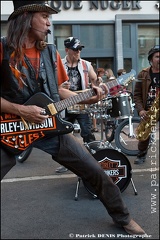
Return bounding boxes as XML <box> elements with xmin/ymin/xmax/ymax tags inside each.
<box><xmin>83</xmin><ymin>149</ymin><xmax>132</xmax><ymax>197</ymax></box>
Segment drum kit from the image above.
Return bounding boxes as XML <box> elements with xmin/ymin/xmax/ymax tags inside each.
<box><xmin>67</xmin><ymin>91</ymin><xmax>134</xmax><ymax>119</ymax></box>
<box><xmin>67</xmin><ymin>91</ymin><xmax>138</xmax><ymax>200</ymax></box>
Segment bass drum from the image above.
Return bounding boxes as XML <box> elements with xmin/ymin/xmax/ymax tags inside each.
<box><xmin>83</xmin><ymin>148</ymin><xmax>132</xmax><ymax>197</ymax></box>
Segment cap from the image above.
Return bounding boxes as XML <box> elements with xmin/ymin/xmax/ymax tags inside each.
<box><xmin>8</xmin><ymin>1</ymin><xmax>58</xmax><ymax>21</ymax></box>
<box><xmin>148</xmin><ymin>45</ymin><xmax>160</xmax><ymax>61</ymax></box>
<box><xmin>64</xmin><ymin>37</ymin><xmax>85</xmax><ymax>50</ymax></box>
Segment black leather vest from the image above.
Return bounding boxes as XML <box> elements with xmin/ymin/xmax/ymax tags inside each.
<box><xmin>0</xmin><ymin>37</ymin><xmax>60</xmax><ymax>104</ymax></box>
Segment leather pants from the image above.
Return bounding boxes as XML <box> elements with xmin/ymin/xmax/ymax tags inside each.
<box><xmin>1</xmin><ymin>147</ymin><xmax>16</xmax><ymax>180</ymax></box>
<box><xmin>55</xmin><ymin>134</ymin><xmax>131</xmax><ymax>226</ymax></box>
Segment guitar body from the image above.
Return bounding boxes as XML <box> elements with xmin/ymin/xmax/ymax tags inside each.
<box><xmin>1</xmin><ymin>93</ymin><xmax>74</xmax><ymax>155</ymax></box>
<box><xmin>24</xmin><ymin>92</ymin><xmax>59</xmax><ymax>114</ymax></box>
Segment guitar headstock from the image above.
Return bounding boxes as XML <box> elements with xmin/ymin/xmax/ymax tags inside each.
<box><xmin>117</xmin><ymin>69</ymin><xmax>136</xmax><ymax>86</ymax></box>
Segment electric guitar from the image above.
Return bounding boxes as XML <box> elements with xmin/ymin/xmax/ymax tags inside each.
<box><xmin>1</xmin><ymin>69</ymin><xmax>136</xmax><ymax>154</ymax></box>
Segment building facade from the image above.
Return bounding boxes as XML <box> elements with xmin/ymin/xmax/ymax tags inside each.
<box><xmin>1</xmin><ymin>1</ymin><xmax>159</xmax><ymax>89</ymax></box>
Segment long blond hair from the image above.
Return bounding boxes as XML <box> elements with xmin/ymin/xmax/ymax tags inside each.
<box><xmin>105</xmin><ymin>68</ymin><xmax>115</xmax><ymax>79</ymax></box>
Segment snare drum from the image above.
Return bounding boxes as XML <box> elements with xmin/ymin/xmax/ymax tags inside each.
<box><xmin>67</xmin><ymin>104</ymin><xmax>89</xmax><ymax>114</ymax></box>
<box><xmin>83</xmin><ymin>148</ymin><xmax>132</xmax><ymax>195</ymax></box>
<box><xmin>107</xmin><ymin>93</ymin><xmax>133</xmax><ymax>119</ymax></box>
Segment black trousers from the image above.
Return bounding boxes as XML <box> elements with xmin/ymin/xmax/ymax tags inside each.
<box><xmin>1</xmin><ymin>148</ymin><xmax>16</xmax><ymax>180</ymax></box>
<box><xmin>1</xmin><ymin>134</ymin><xmax>131</xmax><ymax>226</ymax></box>
<box><xmin>138</xmin><ymin>137</ymin><xmax>150</xmax><ymax>152</ymax></box>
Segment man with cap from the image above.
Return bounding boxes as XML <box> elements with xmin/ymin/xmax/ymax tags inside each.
<box><xmin>1</xmin><ymin>0</ymin><xmax>145</xmax><ymax>237</ymax></box>
<box><xmin>134</xmin><ymin>45</ymin><xmax>160</xmax><ymax>164</ymax></box>
<box><xmin>63</xmin><ymin>37</ymin><xmax>97</xmax><ymax>141</ymax></box>
<box><xmin>55</xmin><ymin>36</ymin><xmax>97</xmax><ymax>173</ymax></box>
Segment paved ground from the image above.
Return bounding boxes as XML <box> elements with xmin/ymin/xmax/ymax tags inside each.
<box><xmin>1</xmin><ymin>125</ymin><xmax>159</xmax><ymax>239</ymax></box>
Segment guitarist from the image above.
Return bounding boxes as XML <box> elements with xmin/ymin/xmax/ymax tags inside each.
<box><xmin>0</xmin><ymin>1</ymin><xmax>145</xmax><ymax>236</ymax></box>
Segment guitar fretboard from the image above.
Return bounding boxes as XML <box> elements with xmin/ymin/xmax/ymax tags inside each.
<box><xmin>54</xmin><ymin>88</ymin><xmax>96</xmax><ymax>112</ymax></box>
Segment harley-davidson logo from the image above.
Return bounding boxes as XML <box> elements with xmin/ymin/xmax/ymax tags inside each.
<box><xmin>0</xmin><ymin>115</ymin><xmax>57</xmax><ymax>151</ymax></box>
<box><xmin>1</xmin><ymin>116</ymin><xmax>56</xmax><ymax>134</ymax></box>
<box><xmin>99</xmin><ymin>157</ymin><xmax>127</xmax><ymax>184</ymax></box>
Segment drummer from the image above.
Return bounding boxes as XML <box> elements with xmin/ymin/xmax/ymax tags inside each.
<box><xmin>56</xmin><ymin>37</ymin><xmax>98</xmax><ymax>173</ymax></box>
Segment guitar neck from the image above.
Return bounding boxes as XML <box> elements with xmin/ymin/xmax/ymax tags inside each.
<box><xmin>53</xmin><ymin>79</ymin><xmax>120</xmax><ymax>113</ymax></box>
<box><xmin>52</xmin><ymin>69</ymin><xmax>136</xmax><ymax>113</ymax></box>
<box><xmin>54</xmin><ymin>88</ymin><xmax>96</xmax><ymax>112</ymax></box>
<box><xmin>105</xmin><ymin>79</ymin><xmax>120</xmax><ymax>89</ymax></box>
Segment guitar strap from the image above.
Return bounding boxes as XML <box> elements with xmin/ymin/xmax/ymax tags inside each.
<box><xmin>81</xmin><ymin>60</ymin><xmax>89</xmax><ymax>88</ymax></box>
<box><xmin>41</xmin><ymin>44</ymin><xmax>60</xmax><ymax>102</ymax></box>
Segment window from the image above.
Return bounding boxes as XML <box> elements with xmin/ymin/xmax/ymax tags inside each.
<box><xmin>85</xmin><ymin>58</ymin><xmax>114</xmax><ymax>73</ymax></box>
<box><xmin>54</xmin><ymin>24</ymin><xmax>115</xmax><ymax>58</ymax></box>
<box><xmin>1</xmin><ymin>22</ymin><xmax>8</xmax><ymax>36</ymax></box>
<box><xmin>124</xmin><ymin>58</ymin><xmax>132</xmax><ymax>72</ymax></box>
<box><xmin>138</xmin><ymin>25</ymin><xmax>159</xmax><ymax>71</ymax></box>
<box><xmin>54</xmin><ymin>25</ymin><xmax>72</xmax><ymax>57</ymax></box>
<box><xmin>122</xmin><ymin>25</ymin><xmax>131</xmax><ymax>49</ymax></box>
<box><xmin>79</xmin><ymin>25</ymin><xmax>114</xmax><ymax>50</ymax></box>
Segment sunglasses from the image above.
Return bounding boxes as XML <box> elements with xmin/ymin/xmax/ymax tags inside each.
<box><xmin>72</xmin><ymin>47</ymin><xmax>83</xmax><ymax>52</ymax></box>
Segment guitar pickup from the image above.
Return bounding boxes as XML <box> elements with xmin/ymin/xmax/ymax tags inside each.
<box><xmin>47</xmin><ymin>103</ymin><xmax>57</xmax><ymax>115</ymax></box>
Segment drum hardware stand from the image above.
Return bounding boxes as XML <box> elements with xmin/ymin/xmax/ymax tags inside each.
<box><xmin>74</xmin><ymin>175</ymin><xmax>138</xmax><ymax>201</ymax></box>
<box><xmin>74</xmin><ymin>177</ymin><xmax>81</xmax><ymax>201</ymax></box>
<box><xmin>74</xmin><ymin>177</ymin><xmax>97</xmax><ymax>201</ymax></box>
<box><xmin>94</xmin><ymin>109</ymin><xmax>121</xmax><ymax>152</ymax></box>
<box><xmin>130</xmin><ymin>177</ymin><xmax>138</xmax><ymax>195</ymax></box>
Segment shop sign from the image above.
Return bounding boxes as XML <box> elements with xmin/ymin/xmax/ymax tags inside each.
<box><xmin>50</xmin><ymin>1</ymin><xmax>155</xmax><ymax>12</ymax></box>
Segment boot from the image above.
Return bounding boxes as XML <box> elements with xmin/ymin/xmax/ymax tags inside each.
<box><xmin>123</xmin><ymin>219</ymin><xmax>146</xmax><ymax>235</ymax></box>
<box><xmin>55</xmin><ymin>165</ymin><xmax>68</xmax><ymax>173</ymax></box>
<box><xmin>134</xmin><ymin>150</ymin><xmax>147</xmax><ymax>164</ymax></box>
